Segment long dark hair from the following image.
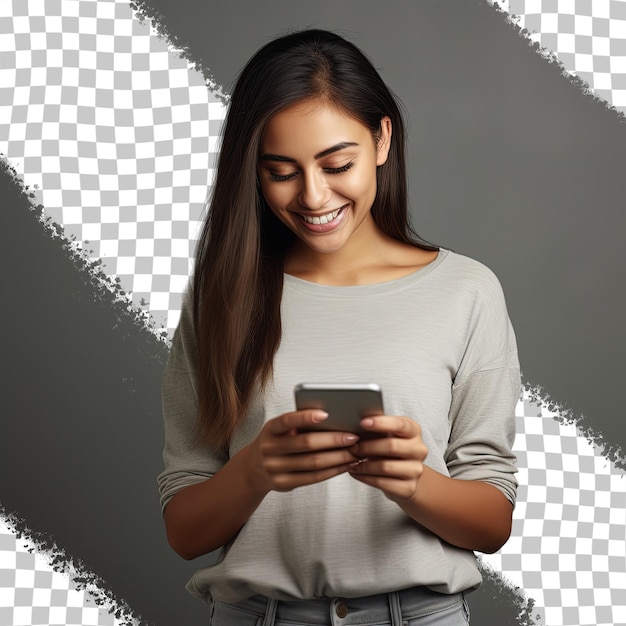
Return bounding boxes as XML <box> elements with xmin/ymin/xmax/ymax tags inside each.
<box><xmin>193</xmin><ymin>29</ymin><xmax>436</xmax><ymax>451</ymax></box>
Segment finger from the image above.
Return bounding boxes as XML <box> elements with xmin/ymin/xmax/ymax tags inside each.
<box><xmin>271</xmin><ymin>463</ymin><xmax>354</xmax><ymax>492</ymax></box>
<box><xmin>359</xmin><ymin>415</ymin><xmax>421</xmax><ymax>438</ymax></box>
<box><xmin>351</xmin><ymin>436</ymin><xmax>428</xmax><ymax>461</ymax></box>
<box><xmin>266</xmin><ymin>409</ymin><xmax>329</xmax><ymax>436</ymax></box>
<box><xmin>348</xmin><ymin>458</ymin><xmax>423</xmax><ymax>480</ymax></box>
<box><xmin>259</xmin><ymin>432</ymin><xmax>359</xmax><ymax>462</ymax></box>
<box><xmin>264</xmin><ymin>449</ymin><xmax>358</xmax><ymax>474</ymax></box>
<box><xmin>266</xmin><ymin>429</ymin><xmax>360</xmax><ymax>456</ymax></box>
<box><xmin>289</xmin><ymin>430</ymin><xmax>360</xmax><ymax>452</ymax></box>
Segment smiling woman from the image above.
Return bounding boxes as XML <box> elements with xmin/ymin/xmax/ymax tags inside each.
<box><xmin>257</xmin><ymin>101</ymin><xmax>440</xmax><ymax>285</ymax></box>
<box><xmin>157</xmin><ymin>29</ymin><xmax>519</xmax><ymax>626</ymax></box>
<box><xmin>258</xmin><ymin>101</ymin><xmax>390</xmax><ymax>257</ymax></box>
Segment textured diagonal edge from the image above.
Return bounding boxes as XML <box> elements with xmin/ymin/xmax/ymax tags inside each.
<box><xmin>0</xmin><ymin>155</ymin><xmax>157</xmax><ymax>625</ymax></box>
<box><xmin>487</xmin><ymin>0</ymin><xmax>626</xmax><ymax>121</ymax></box>
<box><xmin>128</xmin><ymin>0</ymin><xmax>229</xmax><ymax>104</ymax></box>
<box><xmin>0</xmin><ymin>0</ymin><xmax>220</xmax><ymax>340</ymax></box>
<box><xmin>0</xmin><ymin>505</ymin><xmax>140</xmax><ymax>626</ymax></box>
<box><xmin>0</xmin><ymin>154</ymin><xmax>171</xmax><ymax>347</ymax></box>
<box><xmin>522</xmin><ymin>372</ymin><xmax>626</xmax><ymax>472</ymax></box>
<box><xmin>477</xmin><ymin>558</ymin><xmax>542</xmax><ymax>626</ymax></box>
<box><xmin>485</xmin><ymin>0</ymin><xmax>626</xmax><ymax>472</ymax></box>
<box><xmin>483</xmin><ymin>389</ymin><xmax>626</xmax><ymax>626</ymax></box>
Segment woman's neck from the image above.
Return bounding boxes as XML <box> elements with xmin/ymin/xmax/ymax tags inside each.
<box><xmin>284</xmin><ymin>228</ymin><xmax>438</xmax><ymax>287</ymax></box>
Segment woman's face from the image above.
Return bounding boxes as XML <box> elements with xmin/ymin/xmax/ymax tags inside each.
<box><xmin>258</xmin><ymin>99</ymin><xmax>391</xmax><ymax>257</ymax></box>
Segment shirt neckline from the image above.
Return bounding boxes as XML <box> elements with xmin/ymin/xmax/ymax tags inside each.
<box><xmin>283</xmin><ymin>248</ymin><xmax>448</xmax><ymax>296</ymax></box>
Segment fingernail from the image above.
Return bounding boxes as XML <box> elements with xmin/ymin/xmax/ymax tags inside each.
<box><xmin>344</xmin><ymin>434</ymin><xmax>359</xmax><ymax>443</ymax></box>
<box><xmin>312</xmin><ymin>411</ymin><xmax>329</xmax><ymax>422</ymax></box>
<box><xmin>361</xmin><ymin>418</ymin><xmax>374</xmax><ymax>427</ymax></box>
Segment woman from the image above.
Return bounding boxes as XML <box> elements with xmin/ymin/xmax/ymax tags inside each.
<box><xmin>158</xmin><ymin>29</ymin><xmax>519</xmax><ymax>625</ymax></box>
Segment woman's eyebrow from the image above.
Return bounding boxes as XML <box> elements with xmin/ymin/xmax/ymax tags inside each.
<box><xmin>259</xmin><ymin>141</ymin><xmax>359</xmax><ymax>163</ymax></box>
<box><xmin>315</xmin><ymin>141</ymin><xmax>359</xmax><ymax>159</ymax></box>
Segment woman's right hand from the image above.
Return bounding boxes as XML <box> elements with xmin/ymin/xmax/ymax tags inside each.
<box><xmin>245</xmin><ymin>409</ymin><xmax>360</xmax><ymax>494</ymax></box>
<box><xmin>164</xmin><ymin>409</ymin><xmax>358</xmax><ymax>559</ymax></box>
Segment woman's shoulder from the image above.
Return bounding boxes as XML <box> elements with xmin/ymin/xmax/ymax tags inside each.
<box><xmin>433</xmin><ymin>249</ymin><xmax>509</xmax><ymax>311</ymax></box>
<box><xmin>387</xmin><ymin>241</ymin><xmax>501</xmax><ymax>287</ymax></box>
<box><xmin>439</xmin><ymin>249</ymin><xmax>503</xmax><ymax>285</ymax></box>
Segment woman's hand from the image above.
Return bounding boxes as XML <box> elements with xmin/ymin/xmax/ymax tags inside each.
<box><xmin>245</xmin><ymin>409</ymin><xmax>360</xmax><ymax>495</ymax></box>
<box><xmin>165</xmin><ymin>409</ymin><xmax>358</xmax><ymax>559</ymax></box>
<box><xmin>347</xmin><ymin>415</ymin><xmax>513</xmax><ymax>553</ymax></box>
<box><xmin>347</xmin><ymin>415</ymin><xmax>428</xmax><ymax>502</ymax></box>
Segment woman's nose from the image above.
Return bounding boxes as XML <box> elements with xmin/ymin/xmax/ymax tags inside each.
<box><xmin>298</xmin><ymin>170</ymin><xmax>331</xmax><ymax>211</ymax></box>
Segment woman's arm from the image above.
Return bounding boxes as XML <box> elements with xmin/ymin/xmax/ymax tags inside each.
<box><xmin>163</xmin><ymin>444</ymin><xmax>266</xmax><ymax>560</ymax></box>
<box><xmin>161</xmin><ymin>290</ymin><xmax>359</xmax><ymax>560</ymax></box>
<box><xmin>348</xmin><ymin>415</ymin><xmax>513</xmax><ymax>554</ymax></box>
<box><xmin>396</xmin><ymin>465</ymin><xmax>513</xmax><ymax>554</ymax></box>
<box><xmin>164</xmin><ymin>409</ymin><xmax>359</xmax><ymax>560</ymax></box>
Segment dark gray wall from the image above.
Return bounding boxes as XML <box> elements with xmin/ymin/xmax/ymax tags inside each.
<box><xmin>1</xmin><ymin>1</ymin><xmax>624</xmax><ymax>625</ymax></box>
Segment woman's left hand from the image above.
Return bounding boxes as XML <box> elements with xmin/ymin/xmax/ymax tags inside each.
<box><xmin>348</xmin><ymin>415</ymin><xmax>428</xmax><ymax>503</ymax></box>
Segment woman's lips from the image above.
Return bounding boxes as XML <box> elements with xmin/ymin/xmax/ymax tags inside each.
<box><xmin>298</xmin><ymin>205</ymin><xmax>348</xmax><ymax>233</ymax></box>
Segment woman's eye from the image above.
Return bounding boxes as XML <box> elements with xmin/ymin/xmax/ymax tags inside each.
<box><xmin>324</xmin><ymin>161</ymin><xmax>355</xmax><ymax>175</ymax></box>
<box><xmin>268</xmin><ymin>171</ymin><xmax>298</xmax><ymax>182</ymax></box>
<box><xmin>267</xmin><ymin>161</ymin><xmax>355</xmax><ymax>182</ymax></box>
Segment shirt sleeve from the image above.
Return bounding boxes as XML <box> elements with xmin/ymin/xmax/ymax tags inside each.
<box><xmin>444</xmin><ymin>267</ymin><xmax>520</xmax><ymax>506</ymax></box>
<box><xmin>157</xmin><ymin>287</ymin><xmax>228</xmax><ymax>514</ymax></box>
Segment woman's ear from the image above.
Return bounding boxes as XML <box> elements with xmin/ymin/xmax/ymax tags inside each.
<box><xmin>376</xmin><ymin>116</ymin><xmax>392</xmax><ymax>166</ymax></box>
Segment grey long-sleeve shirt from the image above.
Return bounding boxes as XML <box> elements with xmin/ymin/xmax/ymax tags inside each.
<box><xmin>158</xmin><ymin>249</ymin><xmax>520</xmax><ymax>603</ymax></box>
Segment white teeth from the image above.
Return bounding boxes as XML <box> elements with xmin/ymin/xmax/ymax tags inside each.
<box><xmin>302</xmin><ymin>207</ymin><xmax>341</xmax><ymax>225</ymax></box>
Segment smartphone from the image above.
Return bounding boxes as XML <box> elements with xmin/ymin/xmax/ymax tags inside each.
<box><xmin>294</xmin><ymin>383</ymin><xmax>384</xmax><ymax>438</ymax></box>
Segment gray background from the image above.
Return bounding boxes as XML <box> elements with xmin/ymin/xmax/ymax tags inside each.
<box><xmin>158</xmin><ymin>0</ymin><xmax>626</xmax><ymax>465</ymax></box>
<box><xmin>1</xmin><ymin>1</ymin><xmax>625</xmax><ymax>625</ymax></box>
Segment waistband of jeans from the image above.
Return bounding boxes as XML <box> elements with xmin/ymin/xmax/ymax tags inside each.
<box><xmin>215</xmin><ymin>586</ymin><xmax>463</xmax><ymax>623</ymax></box>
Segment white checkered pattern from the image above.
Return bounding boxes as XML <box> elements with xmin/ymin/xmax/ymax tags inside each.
<box><xmin>1</xmin><ymin>1</ymin><xmax>626</xmax><ymax>625</ymax></box>
<box><xmin>0</xmin><ymin>517</ymin><xmax>127</xmax><ymax>625</ymax></box>
<box><xmin>482</xmin><ymin>391</ymin><xmax>626</xmax><ymax>626</ymax></box>
<box><xmin>0</xmin><ymin>0</ymin><xmax>227</xmax><ymax>334</ymax></box>
<box><xmin>491</xmin><ymin>0</ymin><xmax>626</xmax><ymax>111</ymax></box>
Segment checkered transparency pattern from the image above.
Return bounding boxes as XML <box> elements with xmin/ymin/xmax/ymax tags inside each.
<box><xmin>490</xmin><ymin>0</ymin><xmax>626</xmax><ymax>112</ymax></box>
<box><xmin>1</xmin><ymin>0</ymin><xmax>624</xmax><ymax>338</ymax></box>
<box><xmin>481</xmin><ymin>394</ymin><xmax>626</xmax><ymax>626</ymax></box>
<box><xmin>1</xmin><ymin>1</ymin><xmax>626</xmax><ymax>626</ymax></box>
<box><xmin>0</xmin><ymin>522</ymin><xmax>121</xmax><ymax>626</ymax></box>
<box><xmin>0</xmin><ymin>0</ymin><xmax>227</xmax><ymax>334</ymax></box>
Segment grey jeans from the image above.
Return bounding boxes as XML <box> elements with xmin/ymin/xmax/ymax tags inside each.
<box><xmin>208</xmin><ymin>587</ymin><xmax>471</xmax><ymax>626</ymax></box>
